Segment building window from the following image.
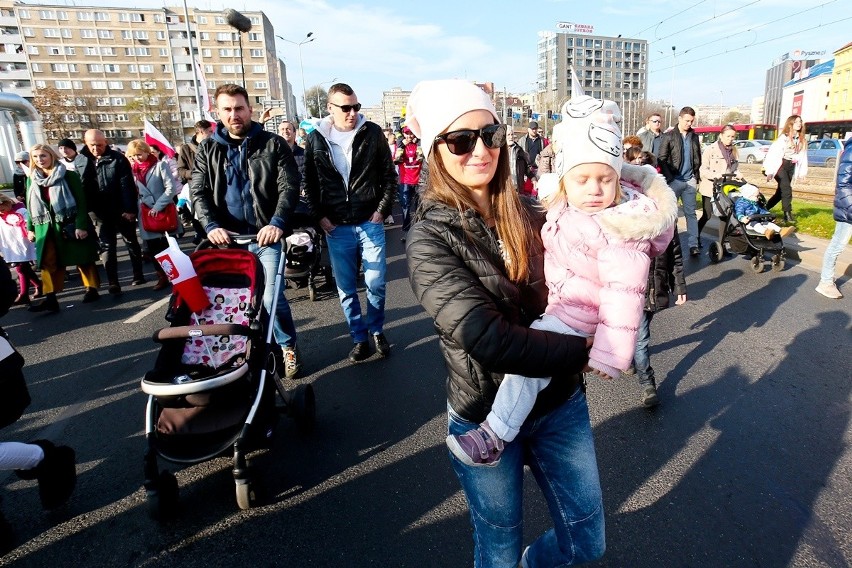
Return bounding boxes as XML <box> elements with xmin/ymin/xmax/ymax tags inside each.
<box><xmin>97</xmin><ymin>29</ymin><xmax>112</xmax><ymax>39</ymax></box>
<box><xmin>196</xmin><ymin>15</ymin><xmax>207</xmax><ymax>24</ymax></box>
<box><xmin>48</xmin><ymin>47</ymin><xmax>61</xmax><ymax>55</ymax></box>
<box><xmin>27</xmin><ymin>46</ymin><xmax>39</xmax><ymax>55</ymax></box>
<box><xmin>248</xmin><ymin>33</ymin><xmax>261</xmax><ymax>41</ymax></box>
<box><xmin>65</xmin><ymin>46</ymin><xmax>75</xmax><ymax>55</ymax></box>
<box><xmin>39</xmin><ymin>10</ymin><xmax>55</xmax><ymax>19</ymax></box>
<box><xmin>205</xmin><ymin>65</ymin><xmax>214</xmax><ymax>73</ymax></box>
<box><xmin>50</xmin><ymin>63</ymin><xmax>70</xmax><ymax>72</ymax></box>
<box><xmin>81</xmin><ymin>29</ymin><xmax>95</xmax><ymax>38</ymax></box>
<box><xmin>18</xmin><ymin>9</ymin><xmax>30</xmax><ymax>19</ymax></box>
<box><xmin>250</xmin><ymin>17</ymin><xmax>260</xmax><ymax>25</ymax></box>
<box><xmin>44</xmin><ymin>28</ymin><xmax>60</xmax><ymax>38</ymax></box>
<box><xmin>217</xmin><ymin>32</ymin><xmax>235</xmax><ymax>42</ymax></box>
<box><xmin>164</xmin><ymin>81</ymin><xmax>173</xmax><ymax>89</ymax></box>
<box><xmin>22</xmin><ymin>27</ymin><xmax>34</xmax><ymax>37</ymax></box>
<box><xmin>77</xmin><ymin>11</ymin><xmax>92</xmax><ymax>20</ymax></box>
<box><xmin>119</xmin><ymin>13</ymin><xmax>144</xmax><ymax>22</ymax></box>
<box><xmin>134</xmin><ymin>31</ymin><xmax>148</xmax><ymax>40</ymax></box>
<box><xmin>92</xmin><ymin>81</ymin><xmax>108</xmax><ymax>89</ymax></box>
<box><xmin>97</xmin><ymin>114</ymin><xmax>112</xmax><ymax>122</ymax></box>
<box><xmin>139</xmin><ymin>64</ymin><xmax>153</xmax><ymax>73</ymax></box>
<box><xmin>31</xmin><ymin>63</ymin><xmax>42</xmax><ymax>72</ymax></box>
<box><xmin>200</xmin><ymin>32</ymin><xmax>209</xmax><ymax>41</ymax></box>
<box><xmin>55</xmin><ymin>80</ymin><xmax>72</xmax><ymax>89</ymax></box>
<box><xmin>95</xmin><ymin>12</ymin><xmax>109</xmax><ymax>21</ymax></box>
<box><xmin>115</xmin><ymin>114</ymin><xmax>128</xmax><ymax>122</ymax></box>
<box><xmin>88</xmin><ymin>64</ymin><xmax>104</xmax><ymax>72</ymax></box>
<box><xmin>159</xmin><ymin>48</ymin><xmax>168</xmax><ymax>56</ymax></box>
<box><xmin>252</xmin><ymin>65</ymin><xmax>265</xmax><ymax>73</ymax></box>
<box><xmin>254</xmin><ymin>81</ymin><xmax>267</xmax><ymax>89</ymax></box>
<box><xmin>101</xmin><ymin>47</ymin><xmax>115</xmax><ymax>56</ymax></box>
<box><xmin>221</xmin><ymin>65</ymin><xmax>236</xmax><ymax>74</ymax></box>
<box><xmin>215</xmin><ymin>16</ymin><xmax>225</xmax><ymax>24</ymax></box>
<box><xmin>104</xmin><ymin>64</ymin><xmax>120</xmax><ymax>73</ymax></box>
<box><xmin>107</xmin><ymin>81</ymin><xmax>123</xmax><ymax>89</ymax></box>
<box><xmin>154</xmin><ymin>14</ymin><xmax>163</xmax><ymax>23</ymax></box>
<box><xmin>96</xmin><ymin>97</ymin><xmax>110</xmax><ymax>106</ymax></box>
<box><xmin>250</xmin><ymin>49</ymin><xmax>263</xmax><ymax>57</ymax></box>
<box><xmin>156</xmin><ymin>31</ymin><xmax>166</xmax><ymax>40</ymax></box>
<box><xmin>35</xmin><ymin>80</ymin><xmax>46</xmax><ymax>89</ymax></box>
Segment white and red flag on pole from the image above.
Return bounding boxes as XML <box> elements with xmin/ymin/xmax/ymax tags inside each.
<box><xmin>194</xmin><ymin>57</ymin><xmax>216</xmax><ymax>122</ymax></box>
<box><xmin>143</xmin><ymin>120</ymin><xmax>176</xmax><ymax>159</ymax></box>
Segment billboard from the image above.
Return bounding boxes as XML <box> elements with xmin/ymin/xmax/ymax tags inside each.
<box><xmin>557</xmin><ymin>22</ymin><xmax>594</xmax><ymax>34</ymax></box>
<box><xmin>791</xmin><ymin>92</ymin><xmax>803</xmax><ymax>117</ymax></box>
<box><xmin>776</xmin><ymin>49</ymin><xmax>827</xmax><ymax>65</ymax></box>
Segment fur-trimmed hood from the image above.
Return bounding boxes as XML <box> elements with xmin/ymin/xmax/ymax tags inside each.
<box><xmin>596</xmin><ymin>163</ymin><xmax>679</xmax><ymax>242</ymax></box>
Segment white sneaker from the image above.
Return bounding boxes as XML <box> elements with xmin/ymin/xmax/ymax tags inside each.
<box><xmin>815</xmin><ymin>281</ymin><xmax>843</xmax><ymax>299</ymax></box>
<box><xmin>384</xmin><ymin>215</ymin><xmax>394</xmax><ymax>225</ymax></box>
<box><xmin>282</xmin><ymin>346</ymin><xmax>302</xmax><ymax>379</ymax></box>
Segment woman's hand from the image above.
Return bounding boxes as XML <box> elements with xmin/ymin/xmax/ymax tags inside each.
<box><xmin>27</xmin><ymin>230</ymin><xmax>35</xmax><ymax>242</ymax></box>
<box><xmin>148</xmin><ymin>208</ymin><xmax>159</xmax><ymax>217</ymax></box>
<box><xmin>75</xmin><ymin>229</ymin><xmax>88</xmax><ymax>240</ymax></box>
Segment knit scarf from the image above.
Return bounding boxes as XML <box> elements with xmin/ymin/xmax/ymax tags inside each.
<box><xmin>28</xmin><ymin>162</ymin><xmax>77</xmax><ymax>225</ymax></box>
<box><xmin>132</xmin><ymin>154</ymin><xmax>158</xmax><ymax>184</ymax></box>
<box><xmin>718</xmin><ymin>140</ymin><xmax>736</xmax><ymax>173</ymax></box>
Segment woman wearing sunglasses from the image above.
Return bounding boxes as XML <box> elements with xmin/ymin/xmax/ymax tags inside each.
<box><xmin>405</xmin><ymin>80</ymin><xmax>603</xmax><ymax>568</ymax></box>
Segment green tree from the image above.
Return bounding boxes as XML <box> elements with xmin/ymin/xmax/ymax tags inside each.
<box><xmin>305</xmin><ymin>85</ymin><xmax>329</xmax><ymax>119</ymax></box>
<box><xmin>721</xmin><ymin>111</ymin><xmax>750</xmax><ymax>125</ymax></box>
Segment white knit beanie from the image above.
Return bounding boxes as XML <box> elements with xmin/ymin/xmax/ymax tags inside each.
<box><xmin>738</xmin><ymin>183</ymin><xmax>760</xmax><ymax>200</ymax></box>
<box><xmin>551</xmin><ymin>95</ymin><xmax>624</xmax><ymax>179</ymax></box>
<box><xmin>405</xmin><ymin>79</ymin><xmax>499</xmax><ymax>160</ymax></box>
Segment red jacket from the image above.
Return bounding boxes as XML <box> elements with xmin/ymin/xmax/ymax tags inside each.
<box><xmin>394</xmin><ymin>142</ymin><xmax>423</xmax><ymax>185</ymax></box>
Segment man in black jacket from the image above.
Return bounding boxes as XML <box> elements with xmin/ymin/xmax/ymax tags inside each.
<box><xmin>190</xmin><ymin>84</ymin><xmax>303</xmax><ymax>379</ymax></box>
<box><xmin>303</xmin><ymin>82</ymin><xmax>397</xmax><ymax>363</ymax></box>
<box><xmin>83</xmin><ymin>129</ymin><xmax>145</xmax><ymax>293</ymax></box>
<box><xmin>657</xmin><ymin>107</ymin><xmax>703</xmax><ymax>256</ymax></box>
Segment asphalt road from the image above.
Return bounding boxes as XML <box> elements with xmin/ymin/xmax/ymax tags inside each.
<box><xmin>1</xmin><ymin>224</ymin><xmax>850</xmax><ymax>567</ymax></box>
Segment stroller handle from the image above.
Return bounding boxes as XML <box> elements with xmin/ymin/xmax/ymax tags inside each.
<box><xmin>195</xmin><ymin>234</ymin><xmax>285</xmax><ymax>251</ymax></box>
<box><xmin>153</xmin><ymin>323</ymin><xmax>257</xmax><ymax>343</ymax></box>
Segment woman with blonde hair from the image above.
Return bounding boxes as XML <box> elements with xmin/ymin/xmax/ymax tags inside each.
<box><xmin>25</xmin><ymin>144</ymin><xmax>100</xmax><ymax>312</ymax></box>
<box><xmin>125</xmin><ymin>139</ymin><xmax>178</xmax><ymax>290</ymax></box>
<box><xmin>764</xmin><ymin>115</ymin><xmax>808</xmax><ymax>223</ymax></box>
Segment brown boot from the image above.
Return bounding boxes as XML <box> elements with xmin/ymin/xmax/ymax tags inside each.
<box><xmin>779</xmin><ymin>226</ymin><xmax>795</xmax><ymax>238</ymax></box>
<box><xmin>152</xmin><ymin>265</ymin><xmax>170</xmax><ymax>291</ymax></box>
<box><xmin>764</xmin><ymin>228</ymin><xmax>776</xmax><ymax>239</ymax></box>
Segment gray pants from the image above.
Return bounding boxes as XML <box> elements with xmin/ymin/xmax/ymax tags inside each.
<box><xmin>487</xmin><ymin>314</ymin><xmax>586</xmax><ymax>442</ymax></box>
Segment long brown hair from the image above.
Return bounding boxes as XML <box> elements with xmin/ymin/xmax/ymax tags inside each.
<box><xmin>424</xmin><ymin>143</ymin><xmax>536</xmax><ymax>283</ymax></box>
<box><xmin>781</xmin><ymin>115</ymin><xmax>806</xmax><ymax>141</ymax></box>
<box><xmin>719</xmin><ymin>124</ymin><xmax>739</xmax><ymax>159</ymax></box>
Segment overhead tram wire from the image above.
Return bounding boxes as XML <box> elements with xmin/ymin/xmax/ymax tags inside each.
<box><xmin>647</xmin><ymin>13</ymin><xmax>852</xmax><ymax>76</ymax></box>
<box><xmin>629</xmin><ymin>0</ymin><xmax>708</xmax><ymax>39</ymax></box>
<box><xmin>647</xmin><ymin>0</ymin><xmax>763</xmax><ymax>45</ymax></box>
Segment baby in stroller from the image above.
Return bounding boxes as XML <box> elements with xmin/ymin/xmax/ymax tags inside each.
<box><xmin>734</xmin><ymin>183</ymin><xmax>795</xmax><ymax>240</ymax></box>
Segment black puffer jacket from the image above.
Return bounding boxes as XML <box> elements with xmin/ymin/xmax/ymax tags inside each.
<box><xmin>657</xmin><ymin>128</ymin><xmax>702</xmax><ymax>184</ymax></box>
<box><xmin>303</xmin><ymin>118</ymin><xmax>397</xmax><ymax>225</ymax></box>
<box><xmin>190</xmin><ymin>124</ymin><xmax>300</xmax><ymax>234</ymax></box>
<box><xmin>645</xmin><ymin>227</ymin><xmax>687</xmax><ymax>312</ymax></box>
<box><xmin>834</xmin><ymin>138</ymin><xmax>852</xmax><ymax>224</ymax></box>
<box><xmin>406</xmin><ymin>199</ymin><xmax>588</xmax><ymax>423</ymax></box>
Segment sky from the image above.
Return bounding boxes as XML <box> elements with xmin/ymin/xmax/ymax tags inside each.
<box><xmin>46</xmin><ymin>0</ymin><xmax>851</xmax><ymax>109</ymax></box>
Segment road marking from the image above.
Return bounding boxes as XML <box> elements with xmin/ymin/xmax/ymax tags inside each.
<box><xmin>124</xmin><ymin>296</ymin><xmax>171</xmax><ymax>323</ymax></box>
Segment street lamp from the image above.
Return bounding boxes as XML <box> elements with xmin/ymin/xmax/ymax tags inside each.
<box><xmin>657</xmin><ymin>46</ymin><xmax>676</xmax><ymax>127</ymax></box>
<box><xmin>315</xmin><ymin>77</ymin><xmax>337</xmax><ymax>118</ymax></box>
<box><xmin>276</xmin><ymin>32</ymin><xmax>314</xmax><ymax>119</ymax></box>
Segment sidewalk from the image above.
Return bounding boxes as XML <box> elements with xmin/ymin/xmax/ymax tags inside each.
<box><xmin>684</xmin><ymin>215</ymin><xmax>852</xmax><ymax>279</ymax></box>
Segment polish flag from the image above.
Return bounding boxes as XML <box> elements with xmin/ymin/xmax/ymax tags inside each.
<box><xmin>194</xmin><ymin>57</ymin><xmax>216</xmax><ymax>122</ymax></box>
<box><xmin>143</xmin><ymin>120</ymin><xmax>176</xmax><ymax>159</ymax></box>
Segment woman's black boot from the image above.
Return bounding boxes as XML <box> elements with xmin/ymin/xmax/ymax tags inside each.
<box><xmin>27</xmin><ymin>292</ymin><xmax>59</xmax><ymax>313</ymax></box>
<box><xmin>784</xmin><ymin>211</ymin><xmax>796</xmax><ymax>223</ymax></box>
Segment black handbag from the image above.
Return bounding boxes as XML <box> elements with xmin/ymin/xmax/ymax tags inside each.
<box><xmin>0</xmin><ymin>328</ymin><xmax>30</xmax><ymax>429</ymax></box>
<box><xmin>61</xmin><ymin>221</ymin><xmax>77</xmax><ymax>240</ymax></box>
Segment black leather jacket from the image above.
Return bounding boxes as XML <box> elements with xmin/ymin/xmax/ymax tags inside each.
<box><xmin>302</xmin><ymin>118</ymin><xmax>397</xmax><ymax>225</ymax></box>
<box><xmin>190</xmin><ymin>123</ymin><xmax>300</xmax><ymax>234</ymax></box>
<box><xmin>87</xmin><ymin>148</ymin><xmax>137</xmax><ymax>219</ymax></box>
<box><xmin>406</xmin><ymin>199</ymin><xmax>587</xmax><ymax>423</ymax></box>
<box><xmin>657</xmin><ymin>128</ymin><xmax>702</xmax><ymax>184</ymax></box>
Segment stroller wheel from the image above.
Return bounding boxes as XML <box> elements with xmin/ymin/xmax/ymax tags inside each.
<box><xmin>147</xmin><ymin>470</ymin><xmax>179</xmax><ymax>522</ymax></box>
<box><xmin>708</xmin><ymin>242</ymin><xmax>724</xmax><ymax>263</ymax></box>
<box><xmin>771</xmin><ymin>254</ymin><xmax>784</xmax><ymax>272</ymax></box>
<box><xmin>749</xmin><ymin>255</ymin><xmax>764</xmax><ymax>273</ymax></box>
<box><xmin>235</xmin><ymin>479</ymin><xmax>257</xmax><ymax>510</ymax></box>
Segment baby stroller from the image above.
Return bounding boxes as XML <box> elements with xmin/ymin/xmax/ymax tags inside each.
<box><xmin>140</xmin><ymin>236</ymin><xmax>315</xmax><ymax>520</ymax></box>
<box><xmin>707</xmin><ymin>174</ymin><xmax>786</xmax><ymax>273</ymax></box>
<box><xmin>284</xmin><ymin>197</ymin><xmax>333</xmax><ymax>301</ymax></box>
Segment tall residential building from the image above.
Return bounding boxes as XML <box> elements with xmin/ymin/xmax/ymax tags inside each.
<box><xmin>763</xmin><ymin>52</ymin><xmax>822</xmax><ymax>128</ymax></box>
<box><xmin>536</xmin><ymin>31</ymin><xmax>648</xmax><ymax>131</ymax></box>
<box><xmin>381</xmin><ymin>87</ymin><xmax>410</xmax><ymax>130</ymax></box>
<box><xmin>0</xmin><ymin>1</ymin><xmax>290</xmax><ymax>145</ymax></box>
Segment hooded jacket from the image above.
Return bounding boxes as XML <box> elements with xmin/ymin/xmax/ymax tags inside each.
<box><xmin>406</xmin><ymin>198</ymin><xmax>588</xmax><ymax>424</ymax></box>
<box><xmin>190</xmin><ymin>122</ymin><xmax>300</xmax><ymax>235</ymax></box>
<box><xmin>834</xmin><ymin>138</ymin><xmax>852</xmax><ymax>224</ymax></box>
<box><xmin>542</xmin><ymin>164</ymin><xmax>678</xmax><ymax>378</ymax></box>
<box><xmin>177</xmin><ymin>134</ymin><xmax>201</xmax><ymax>185</ymax></box>
<box><xmin>302</xmin><ymin>115</ymin><xmax>397</xmax><ymax>225</ymax></box>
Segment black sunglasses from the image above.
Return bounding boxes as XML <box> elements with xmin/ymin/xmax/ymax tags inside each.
<box><xmin>329</xmin><ymin>102</ymin><xmax>362</xmax><ymax>113</ymax></box>
<box><xmin>434</xmin><ymin>124</ymin><xmax>507</xmax><ymax>155</ymax></box>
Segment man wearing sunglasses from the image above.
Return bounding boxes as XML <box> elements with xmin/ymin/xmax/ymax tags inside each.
<box><xmin>639</xmin><ymin>113</ymin><xmax>663</xmax><ymax>154</ymax></box>
<box><xmin>303</xmin><ymin>83</ymin><xmax>397</xmax><ymax>363</ymax></box>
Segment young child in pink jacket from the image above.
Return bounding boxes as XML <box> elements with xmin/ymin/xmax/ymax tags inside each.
<box><xmin>447</xmin><ymin>96</ymin><xmax>678</xmax><ymax>467</ymax></box>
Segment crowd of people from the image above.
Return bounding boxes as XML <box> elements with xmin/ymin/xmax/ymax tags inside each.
<box><xmin>1</xmin><ymin>79</ymin><xmax>850</xmax><ymax>564</ymax></box>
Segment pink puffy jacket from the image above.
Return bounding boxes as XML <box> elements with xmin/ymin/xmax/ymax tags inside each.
<box><xmin>541</xmin><ymin>164</ymin><xmax>678</xmax><ymax>379</ymax></box>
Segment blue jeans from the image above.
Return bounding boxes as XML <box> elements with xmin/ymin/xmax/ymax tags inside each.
<box><xmin>448</xmin><ymin>388</ymin><xmax>605</xmax><ymax>568</ymax></box>
<box><xmin>325</xmin><ymin>220</ymin><xmax>387</xmax><ymax>343</ymax></box>
<box><xmin>397</xmin><ymin>184</ymin><xmax>418</xmax><ymax>232</ymax></box>
<box><xmin>633</xmin><ymin>310</ymin><xmax>655</xmax><ymax>386</ymax></box>
<box><xmin>248</xmin><ymin>242</ymin><xmax>297</xmax><ymax>348</ymax></box>
<box><xmin>820</xmin><ymin>221</ymin><xmax>852</xmax><ymax>284</ymax></box>
<box><xmin>670</xmin><ymin>177</ymin><xmax>699</xmax><ymax>248</ymax></box>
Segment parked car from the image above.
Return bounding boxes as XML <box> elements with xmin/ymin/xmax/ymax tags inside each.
<box><xmin>807</xmin><ymin>138</ymin><xmax>844</xmax><ymax>168</ymax></box>
<box><xmin>734</xmin><ymin>139</ymin><xmax>771</xmax><ymax>164</ymax></box>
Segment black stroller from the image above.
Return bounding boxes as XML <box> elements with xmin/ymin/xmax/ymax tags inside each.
<box><xmin>284</xmin><ymin>198</ymin><xmax>333</xmax><ymax>301</ymax></box>
<box><xmin>707</xmin><ymin>174</ymin><xmax>787</xmax><ymax>273</ymax></box>
<box><xmin>140</xmin><ymin>236</ymin><xmax>315</xmax><ymax>519</ymax></box>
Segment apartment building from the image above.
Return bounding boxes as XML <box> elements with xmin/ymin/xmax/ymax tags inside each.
<box><xmin>826</xmin><ymin>42</ymin><xmax>852</xmax><ymax>121</ymax></box>
<box><xmin>536</xmin><ymin>30</ymin><xmax>648</xmax><ymax>130</ymax></box>
<box><xmin>0</xmin><ymin>1</ymin><xmax>290</xmax><ymax>145</ymax></box>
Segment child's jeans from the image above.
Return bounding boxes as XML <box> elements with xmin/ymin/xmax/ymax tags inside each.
<box><xmin>486</xmin><ymin>314</ymin><xmax>586</xmax><ymax>442</ymax></box>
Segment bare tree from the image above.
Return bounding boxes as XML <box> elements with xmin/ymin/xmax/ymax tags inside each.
<box><xmin>721</xmin><ymin>111</ymin><xmax>750</xmax><ymax>125</ymax></box>
<box><xmin>305</xmin><ymin>85</ymin><xmax>329</xmax><ymax>119</ymax></box>
<box><xmin>125</xmin><ymin>84</ymin><xmax>183</xmax><ymax>146</ymax></box>
<box><xmin>32</xmin><ymin>87</ymin><xmax>72</xmax><ymax>143</ymax></box>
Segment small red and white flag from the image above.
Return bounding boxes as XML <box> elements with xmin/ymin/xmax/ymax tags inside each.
<box><xmin>143</xmin><ymin>120</ymin><xmax>176</xmax><ymax>159</ymax></box>
<box><xmin>194</xmin><ymin>57</ymin><xmax>216</xmax><ymax>122</ymax></box>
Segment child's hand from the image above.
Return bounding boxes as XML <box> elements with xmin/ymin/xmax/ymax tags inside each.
<box><xmin>27</xmin><ymin>230</ymin><xmax>35</xmax><ymax>242</ymax></box>
<box><xmin>675</xmin><ymin>294</ymin><xmax>687</xmax><ymax>305</ymax></box>
<box><xmin>741</xmin><ymin>216</ymin><xmax>750</xmax><ymax>223</ymax></box>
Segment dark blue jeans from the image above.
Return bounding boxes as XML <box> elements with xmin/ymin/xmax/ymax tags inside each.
<box><xmin>448</xmin><ymin>387</ymin><xmax>605</xmax><ymax>567</ymax></box>
<box><xmin>248</xmin><ymin>241</ymin><xmax>297</xmax><ymax>348</ymax></box>
<box><xmin>397</xmin><ymin>184</ymin><xmax>418</xmax><ymax>233</ymax></box>
<box><xmin>633</xmin><ymin>310</ymin><xmax>655</xmax><ymax>386</ymax></box>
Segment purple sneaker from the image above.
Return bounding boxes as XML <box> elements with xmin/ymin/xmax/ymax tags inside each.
<box><xmin>446</xmin><ymin>421</ymin><xmax>505</xmax><ymax>467</ymax></box>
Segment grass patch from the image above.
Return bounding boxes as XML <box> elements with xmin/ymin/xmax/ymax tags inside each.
<box><xmin>767</xmin><ymin>200</ymin><xmax>849</xmax><ymax>242</ymax></box>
